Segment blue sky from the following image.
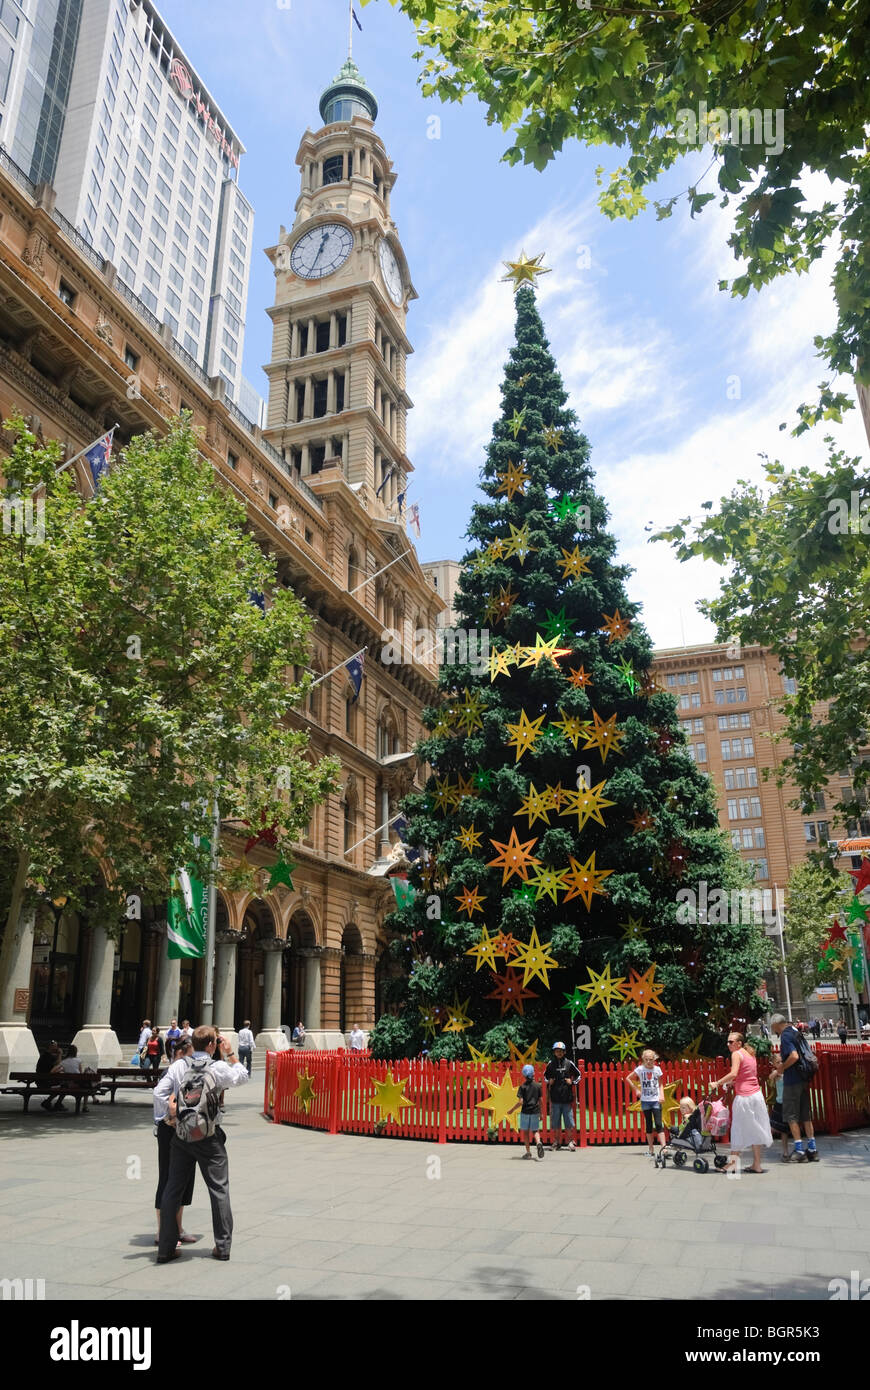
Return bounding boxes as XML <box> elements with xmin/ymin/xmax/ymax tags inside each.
<box><xmin>160</xmin><ymin>0</ymin><xmax>867</xmax><ymax>649</ymax></box>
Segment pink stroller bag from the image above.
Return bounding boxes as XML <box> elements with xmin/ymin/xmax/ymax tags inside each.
<box><xmin>704</xmin><ymin>1100</ymin><xmax>729</xmax><ymax>1137</ymax></box>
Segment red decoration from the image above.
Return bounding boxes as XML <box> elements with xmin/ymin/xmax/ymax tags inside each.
<box><xmin>849</xmin><ymin>858</ymin><xmax>870</xmax><ymax>893</ymax></box>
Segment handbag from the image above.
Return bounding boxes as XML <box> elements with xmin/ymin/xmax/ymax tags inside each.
<box><xmin>132</xmin><ymin>1052</ymin><xmax>142</xmax><ymax>1067</ymax></box>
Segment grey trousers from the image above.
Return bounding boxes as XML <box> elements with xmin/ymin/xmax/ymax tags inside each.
<box><xmin>158</xmin><ymin>1128</ymin><xmax>231</xmax><ymax>1259</ymax></box>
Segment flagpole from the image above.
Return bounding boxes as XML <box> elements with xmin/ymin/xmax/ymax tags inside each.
<box><xmin>309</xmin><ymin>646</ymin><xmax>367</xmax><ymax>689</ymax></box>
<box><xmin>200</xmin><ymin>792</ymin><xmax>221</xmax><ymax>1026</ymax></box>
<box><xmin>55</xmin><ymin>424</ymin><xmax>120</xmax><ymax>477</ymax></box>
<box><xmin>345</xmin><ymin>813</ymin><xmax>405</xmax><ymax>856</ymax></box>
<box><xmin>349</xmin><ymin>549</ymin><xmax>409</xmax><ymax>596</ymax></box>
<box><xmin>348</xmin><ymin>0</ymin><xmax>353</xmax><ymax>58</ymax></box>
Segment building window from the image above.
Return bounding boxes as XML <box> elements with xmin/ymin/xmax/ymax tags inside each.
<box><xmin>740</xmin><ymin>713</ymin><xmax>750</xmax><ymax>727</ymax></box>
<box><xmin>679</xmin><ymin>694</ymin><xmax>690</xmax><ymax>710</ymax></box>
<box><xmin>731</xmin><ymin>830</ymin><xmax>741</xmax><ymax>849</ymax></box>
<box><xmin>123</xmin><ymin>234</ymin><xmax>139</xmax><ymax>264</ymax></box>
<box><xmin>804</xmin><ymin>823</ymin><xmax>817</xmax><ymax>842</ymax></box>
<box><xmin>101</xmin><ymin>230</ymin><xmax>116</xmax><ymax>260</ymax></box>
<box><xmin>124</xmin><ymin>345</ymin><xmax>139</xmax><ymax>371</ymax></box>
<box><xmin>817</xmin><ymin>820</ymin><xmax>830</xmax><ymax>842</ymax></box>
<box><xmin>227</xmin><ymin>451</ymin><xmax>238</xmax><ymax>471</ymax></box>
<box><xmin>323</xmin><ymin>154</ymin><xmax>344</xmax><ymax>185</ymax></box>
<box><xmin>742</xmin><ymin>828</ymin><xmax>754</xmax><ymax>848</ymax></box>
<box><xmin>143</xmin><ymin>261</ymin><xmax>160</xmax><ymax>289</ymax></box>
<box><xmin>58</xmin><ymin>280</ymin><xmax>77</xmax><ymax>308</ymax></box>
<box><xmin>666</xmin><ymin>674</ymin><xmax>676</xmax><ymax>687</ymax></box>
<box><xmin>147</xmin><ymin>239</ymin><xmax>163</xmax><ymax>267</ymax></box>
<box><xmin>139</xmin><ymin>285</ymin><xmax>158</xmax><ymax>312</ymax></box>
<box><xmin>695</xmin><ymin>743</ymin><xmax>707</xmax><ymax>762</ymax></box>
<box><xmin>166</xmin><ymin>288</ymin><xmax>181</xmax><ymax>314</ymax></box>
<box><xmin>783</xmin><ymin>676</ymin><xmax>797</xmax><ymax>695</ymax></box>
<box><xmin>183</xmin><ymin>332</ymin><xmax>198</xmax><ymax>355</ymax></box>
<box><xmin>754</xmin><ymin>827</ymin><xmax>766</xmax><ymax>848</ymax></box>
<box><xmin>727</xmin><ymin>799</ymin><xmax>738</xmax><ymax>820</ymax></box>
<box><xmin>752</xmin><ymin>859</ymin><xmax>769</xmax><ymax>882</ymax></box>
<box><xmin>691</xmin><ymin>693</ymin><xmax>701</xmax><ymax>708</ymax></box>
<box><xmin>749</xmin><ymin>797</ymin><xmax>762</xmax><ymax>817</ymax></box>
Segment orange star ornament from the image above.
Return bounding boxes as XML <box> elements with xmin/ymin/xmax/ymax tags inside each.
<box><xmin>487</xmin><ymin>828</ymin><xmax>541</xmax><ymax>884</ymax></box>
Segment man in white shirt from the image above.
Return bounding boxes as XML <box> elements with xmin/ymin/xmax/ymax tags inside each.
<box><xmin>46</xmin><ymin>1045</ymin><xmax>84</xmax><ymax>1112</ymax></box>
<box><xmin>137</xmin><ymin>1019</ymin><xmax>152</xmax><ymax>1062</ymax></box>
<box><xmin>237</xmin><ymin>1021</ymin><xmax>255</xmax><ymax>1076</ymax></box>
<box><xmin>154</xmin><ymin>1026</ymin><xmax>249</xmax><ymax>1263</ymax></box>
<box><xmin>348</xmin><ymin>1025</ymin><xmax>366</xmax><ymax>1052</ymax></box>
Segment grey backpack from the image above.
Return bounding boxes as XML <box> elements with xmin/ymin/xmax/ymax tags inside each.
<box><xmin>175</xmin><ymin>1059</ymin><xmax>220</xmax><ymax>1142</ymax></box>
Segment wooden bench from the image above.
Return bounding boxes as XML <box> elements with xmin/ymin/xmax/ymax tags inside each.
<box><xmin>4</xmin><ymin>1071</ymin><xmax>103</xmax><ymax>1113</ymax></box>
<box><xmin>96</xmin><ymin>1066</ymin><xmax>163</xmax><ymax>1102</ymax></box>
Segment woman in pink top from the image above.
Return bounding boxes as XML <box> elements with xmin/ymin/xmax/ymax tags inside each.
<box><xmin>711</xmin><ymin>1030</ymin><xmax>772</xmax><ymax>1174</ymax></box>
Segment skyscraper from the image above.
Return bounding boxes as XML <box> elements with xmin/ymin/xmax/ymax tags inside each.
<box><xmin>0</xmin><ymin>0</ymin><xmax>253</xmax><ymax>403</ymax></box>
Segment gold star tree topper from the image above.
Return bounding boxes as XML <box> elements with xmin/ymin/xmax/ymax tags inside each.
<box><xmin>501</xmin><ymin>251</ymin><xmax>552</xmax><ymax>290</ymax></box>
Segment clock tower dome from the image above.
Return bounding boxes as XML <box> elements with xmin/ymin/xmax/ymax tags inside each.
<box><xmin>263</xmin><ymin>60</ymin><xmax>416</xmax><ymax>514</ymax></box>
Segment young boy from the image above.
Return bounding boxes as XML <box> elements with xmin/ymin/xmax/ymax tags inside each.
<box><xmin>509</xmin><ymin>1064</ymin><xmax>544</xmax><ymax>1159</ymax></box>
<box><xmin>626</xmin><ymin>1049</ymin><xmax>667</xmax><ymax>1158</ymax></box>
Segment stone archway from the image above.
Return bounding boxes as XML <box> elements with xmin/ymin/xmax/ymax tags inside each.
<box><xmin>234</xmin><ymin>898</ymin><xmax>277</xmax><ymax>1034</ymax></box>
<box><xmin>339</xmin><ymin>923</ymin><xmax>364</xmax><ymax>1032</ymax></box>
<box><xmin>283</xmin><ymin>910</ymin><xmax>319</xmax><ymax>1032</ymax></box>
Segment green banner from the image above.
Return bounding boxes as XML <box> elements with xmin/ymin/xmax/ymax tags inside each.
<box><xmin>167</xmin><ymin>865</ymin><xmax>207</xmax><ymax>960</ymax></box>
<box><xmin>391</xmin><ymin>876</ymin><xmax>416</xmax><ymax>909</ymax></box>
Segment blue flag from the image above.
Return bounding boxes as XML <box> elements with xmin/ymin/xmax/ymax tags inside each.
<box><xmin>345</xmin><ymin>651</ymin><xmax>365</xmax><ymax>702</ymax></box>
<box><xmin>352</xmin><ymin>6</ymin><xmax>363</xmax><ymax>30</ymax></box>
<box><xmin>249</xmin><ymin>591</ymin><xmax>266</xmax><ymax>612</ymax></box>
<box><xmin>85</xmin><ymin>430</ymin><xmax>115</xmax><ymax>491</ymax></box>
<box><xmin>396</xmin><ymin>490</ymin><xmax>406</xmax><ymax>515</ymax></box>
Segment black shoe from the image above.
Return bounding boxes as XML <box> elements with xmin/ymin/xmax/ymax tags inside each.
<box><xmin>791</xmin><ymin>1150</ymin><xmax>808</xmax><ymax>1163</ymax></box>
<box><xmin>40</xmin><ymin>1098</ymin><xmax>53</xmax><ymax>1110</ymax></box>
<box><xmin>156</xmin><ymin>1251</ymin><xmax>180</xmax><ymax>1264</ymax></box>
<box><xmin>806</xmin><ymin>1148</ymin><xmax>820</xmax><ymax>1162</ymax></box>
<box><xmin>211</xmin><ymin>1247</ymin><xmax>230</xmax><ymax>1261</ymax></box>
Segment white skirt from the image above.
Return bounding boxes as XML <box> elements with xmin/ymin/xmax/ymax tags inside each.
<box><xmin>729</xmin><ymin>1090</ymin><xmax>773</xmax><ymax>1151</ymax></box>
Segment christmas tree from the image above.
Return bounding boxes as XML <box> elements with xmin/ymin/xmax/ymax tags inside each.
<box><xmin>373</xmin><ymin>257</ymin><xmax>769</xmax><ymax>1065</ymax></box>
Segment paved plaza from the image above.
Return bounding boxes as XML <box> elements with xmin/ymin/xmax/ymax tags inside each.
<box><xmin>1</xmin><ymin>1061</ymin><xmax>869</xmax><ymax>1302</ymax></box>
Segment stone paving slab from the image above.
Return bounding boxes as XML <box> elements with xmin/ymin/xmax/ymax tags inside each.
<box><xmin>1</xmin><ymin>1081</ymin><xmax>869</xmax><ymax>1301</ymax></box>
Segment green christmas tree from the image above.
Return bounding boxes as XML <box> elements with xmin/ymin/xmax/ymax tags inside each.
<box><xmin>373</xmin><ymin>262</ymin><xmax>769</xmax><ymax>1064</ymax></box>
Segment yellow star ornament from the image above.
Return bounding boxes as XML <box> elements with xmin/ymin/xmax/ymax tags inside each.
<box><xmin>489</xmin><ymin>646</ymin><xmax>515</xmax><ymax>682</ymax></box>
<box><xmin>516</xmin><ymin>782</ymin><xmax>553</xmax><ymax>828</ymax></box>
<box><xmin>526</xmin><ymin>866</ymin><xmax>568</xmax><ymax>906</ymax></box>
<box><xmin>442</xmin><ymin>995</ymin><xmax>474</xmax><ymax>1033</ymax></box>
<box><xmin>495</xmin><ymin>461</ymin><xmax>530</xmax><ymax>501</ymax></box>
<box><xmin>369</xmin><ymin>1071</ymin><xmax>414</xmax><ymax>1124</ymax></box>
<box><xmin>468</xmin><ymin>1042</ymin><xmax>495</xmax><ymax>1065</ymax></box>
<box><xmin>559</xmin><ymin>780</ymin><xmax>615</xmax><ymax>832</ymax></box>
<box><xmin>503</xmin><ymin>522</ymin><xmax>535</xmax><ymax>564</ymax></box>
<box><xmin>419</xmin><ymin>1005</ymin><xmax>442</xmax><ymax>1040</ymax></box>
<box><xmin>550</xmin><ymin>708</ymin><xmax>590</xmax><ymax>749</ymax></box>
<box><xmin>542</xmin><ymin>424</ymin><xmax>564</xmax><ymax>452</ymax></box>
<box><xmin>465</xmin><ymin>925</ymin><xmax>500</xmax><ymax>972</ymax></box>
<box><xmin>559</xmin><ymin>546</ymin><xmax>592</xmax><ymax>582</ymax></box>
<box><xmin>456</xmin><ymin>824</ymin><xmax>483</xmax><ymax>854</ymax></box>
<box><xmin>579</xmin><ymin>962</ymin><xmax>627</xmax><ymax>1016</ymax></box>
<box><xmin>609</xmin><ymin>1029</ymin><xmax>642</xmax><ymax>1062</ymax></box>
<box><xmin>583</xmin><ymin>709</ymin><xmax>625</xmax><ymax>763</ymax></box>
<box><xmin>628</xmin><ymin>1081</ymin><xmax>682</xmax><ymax>1128</ymax></box>
<box><xmin>505</xmin><ymin>708</ymin><xmax>547</xmax><ymax>760</ymax></box>
<box><xmin>500</xmin><ymin>250</ymin><xmax>552</xmax><ymax>290</ymax></box>
<box><xmin>508</xmin><ymin>1039</ymin><xmax>540</xmax><ymax>1068</ymax></box>
<box><xmin>294</xmin><ymin>1071</ymin><xmax>317</xmax><ymax>1114</ymax></box>
<box><xmin>476</xmin><ymin>1071</ymin><xmax>521</xmax><ymax>1131</ymax></box>
<box><xmin>561</xmin><ymin>851</ymin><xmax>613</xmax><ymax>909</ymax></box>
<box><xmin>512</xmin><ymin>926</ymin><xmax>560</xmax><ymax>987</ymax></box>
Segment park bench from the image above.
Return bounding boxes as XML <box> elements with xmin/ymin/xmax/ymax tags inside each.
<box><xmin>3</xmin><ymin>1071</ymin><xmax>103</xmax><ymax>1113</ymax></box>
<box><xmin>95</xmin><ymin>1066</ymin><xmax>163</xmax><ymax>1102</ymax></box>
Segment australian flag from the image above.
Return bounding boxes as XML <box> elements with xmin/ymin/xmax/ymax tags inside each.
<box><xmin>249</xmin><ymin>591</ymin><xmax>266</xmax><ymax>613</ymax></box>
<box><xmin>352</xmin><ymin>6</ymin><xmax>363</xmax><ymax>30</ymax></box>
<box><xmin>345</xmin><ymin>650</ymin><xmax>365</xmax><ymax>703</ymax></box>
<box><xmin>85</xmin><ymin>429</ymin><xmax>115</xmax><ymax>491</ymax></box>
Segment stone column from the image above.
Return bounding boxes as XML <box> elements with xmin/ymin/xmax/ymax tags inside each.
<box><xmin>380</xmin><ymin>785</ymin><xmax>391</xmax><ymax>856</ymax></box>
<box><xmin>291</xmin><ymin>321</ymin><xmax>300</xmax><ymax>358</ymax></box>
<box><xmin>329</xmin><ymin>313</ymin><xmax>338</xmax><ymax>349</ymax></box>
<box><xmin>303</xmin><ymin>377</ymin><xmax>313</xmax><ymax>419</ymax></box>
<box><xmin>301</xmin><ymin>442</ymin><xmax>310</xmax><ymax>475</ymax></box>
<box><xmin>0</xmin><ymin>905</ymin><xmax>38</xmax><ymax>1081</ymax></box>
<box><xmin>341</xmin><ymin>435</ymin><xmax>348</xmax><ymax>470</ymax></box>
<box><xmin>154</xmin><ymin>931</ymin><xmax>181</xmax><ymax>1031</ymax></box>
<box><xmin>213</xmin><ymin>930</ymin><xmax>240</xmax><ymax>1054</ymax></box>
<box><xmin>73</xmin><ymin>925</ymin><xmax>123</xmax><ymax>1069</ymax></box>
<box><xmin>256</xmin><ymin>940</ymin><xmax>289</xmax><ymax>1052</ymax></box>
<box><xmin>327</xmin><ymin>371</ymin><xmax>336</xmax><ymax>415</ymax></box>
<box><xmin>307</xmin><ymin>317</ymin><xmax>316</xmax><ymax>354</ymax></box>
<box><xmin>299</xmin><ymin>947</ymin><xmax>322</xmax><ymax>1031</ymax></box>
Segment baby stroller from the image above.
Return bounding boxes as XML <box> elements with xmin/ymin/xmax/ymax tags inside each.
<box><xmin>655</xmin><ymin>1094</ymin><xmax>730</xmax><ymax>1173</ymax></box>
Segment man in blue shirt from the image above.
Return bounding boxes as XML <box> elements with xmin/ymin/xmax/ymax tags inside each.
<box><xmin>770</xmin><ymin>1014</ymin><xmax>818</xmax><ymax>1163</ymax></box>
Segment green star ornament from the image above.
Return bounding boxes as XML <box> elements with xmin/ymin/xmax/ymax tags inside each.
<box><xmin>268</xmin><ymin>858</ymin><xmax>295</xmax><ymax>890</ymax></box>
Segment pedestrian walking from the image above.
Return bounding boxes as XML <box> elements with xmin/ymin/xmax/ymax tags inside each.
<box><xmin>509</xmin><ymin>1064</ymin><xmax>544</xmax><ymax>1159</ymax></box>
<box><xmin>152</xmin><ymin>1037</ymin><xmax>198</xmax><ymax>1250</ymax></box>
<box><xmin>626</xmin><ymin>1049</ymin><xmax>667</xmax><ymax>1159</ymax></box>
<box><xmin>770</xmin><ymin>1013</ymin><xmax>819</xmax><ymax>1162</ymax></box>
<box><xmin>827</xmin><ymin>1018</ymin><xmax>834</xmax><ymax>1038</ymax></box>
<box><xmin>180</xmin><ymin>1019</ymin><xmax>193</xmax><ymax>1042</ymax></box>
<box><xmin>165</xmin><ymin>1018</ymin><xmax>182</xmax><ymax>1062</ymax></box>
<box><xmin>711</xmin><ymin>1030</ymin><xmax>772</xmax><ymax>1173</ymax></box>
<box><xmin>237</xmin><ymin>1021</ymin><xmax>254</xmax><ymax>1076</ymax></box>
<box><xmin>136</xmin><ymin>1019</ymin><xmax>151</xmax><ymax>1066</ymax></box>
<box><xmin>154</xmin><ymin>1026</ymin><xmax>249</xmax><ymax>1263</ymax></box>
<box><xmin>543</xmin><ymin>1041</ymin><xmax>579</xmax><ymax>1150</ymax></box>
<box><xmin>837</xmin><ymin>1019</ymin><xmax>848</xmax><ymax>1045</ymax></box>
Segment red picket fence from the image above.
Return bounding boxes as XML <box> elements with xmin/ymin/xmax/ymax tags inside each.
<box><xmin>263</xmin><ymin>1045</ymin><xmax>870</xmax><ymax>1146</ymax></box>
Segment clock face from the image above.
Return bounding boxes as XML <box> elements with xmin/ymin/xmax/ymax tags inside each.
<box><xmin>289</xmin><ymin>223</ymin><xmax>354</xmax><ymax>280</ymax></box>
<box><xmin>379</xmin><ymin>237</ymin><xmax>404</xmax><ymax>305</ymax></box>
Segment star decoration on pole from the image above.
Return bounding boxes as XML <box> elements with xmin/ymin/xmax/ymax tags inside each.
<box><xmin>567</xmin><ymin>664</ymin><xmax>593</xmax><ymax>689</ymax></box>
<box><xmin>559</xmin><ymin>546</ymin><xmax>592</xmax><ymax>582</ymax></box>
<box><xmin>267</xmin><ymin>857</ymin><xmax>295</xmax><ymax>891</ymax></box>
<box><xmin>487</xmin><ymin>827</ymin><xmax>541</xmax><ymax>883</ymax></box>
<box><xmin>486</xmin><ymin>966</ymin><xmax>538</xmax><ymax>1016</ymax></box>
<box><xmin>579</xmin><ymin>962</ymin><xmax>627</xmax><ymax>1015</ymax></box>
<box><xmin>294</xmin><ymin>1071</ymin><xmax>317</xmax><ymax>1113</ymax></box>
<box><xmin>455</xmin><ymin>885</ymin><xmax>486</xmax><ymax>918</ymax></box>
<box><xmin>476</xmin><ymin>1072</ymin><xmax>521</xmax><ymax>1129</ymax></box>
<box><xmin>600</xmin><ymin>609</ymin><xmax>631</xmax><ymax>644</ymax></box>
<box><xmin>512</xmin><ymin>926</ymin><xmax>560</xmax><ymax>987</ymax></box>
<box><xmin>549</xmin><ymin>708</ymin><xmax>590</xmax><ymax>749</ymax></box>
<box><xmin>582</xmin><ymin>709</ymin><xmax>625</xmax><ymax>763</ymax></box>
<box><xmin>563</xmin><ymin>985</ymin><xmax>589</xmax><ymax>1018</ymax></box>
<box><xmin>369</xmin><ymin>1071</ymin><xmax>414</xmax><ymax>1124</ymax></box>
<box><xmin>516</xmin><ymin>782</ymin><xmax>553</xmax><ymax>827</ymax></box>
<box><xmin>541</xmin><ymin>424</ymin><xmax>564</xmax><ymax>452</ymax></box>
<box><xmin>495</xmin><ymin>461</ymin><xmax>530</xmax><ymax>500</ymax></box>
<box><xmin>622</xmin><ymin>963</ymin><xmax>668</xmax><ymax>1017</ymax></box>
<box><xmin>500</xmin><ymin>250</ymin><xmax>552</xmax><ymax>290</ymax></box>
<box><xmin>561</xmin><ymin>851</ymin><xmax>613</xmax><ymax>909</ymax></box>
<box><xmin>845</xmin><ymin>895</ymin><xmax>869</xmax><ymax>925</ymax></box>
<box><xmin>456</xmin><ymin>824</ymin><xmax>483</xmax><ymax>854</ymax></box>
<box><xmin>507</xmin><ymin>407</ymin><xmax>527</xmax><ymax>439</ymax></box>
<box><xmin>559</xmin><ymin>780</ymin><xmax>615</xmax><ymax>832</ymax></box>
<box><xmin>442</xmin><ymin>995</ymin><xmax>474</xmax><ymax>1033</ymax></box>
<box><xmin>609</xmin><ymin>1029</ymin><xmax>642</xmax><ymax>1061</ymax></box>
<box><xmin>465</xmin><ymin>924</ymin><xmax>500</xmax><ymax>971</ymax></box>
<box><xmin>505</xmin><ymin>708</ymin><xmax>547</xmax><ymax>760</ymax></box>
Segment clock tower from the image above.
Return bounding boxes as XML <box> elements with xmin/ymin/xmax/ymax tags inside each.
<box><xmin>263</xmin><ymin>59</ymin><xmax>416</xmax><ymax>516</ymax></box>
